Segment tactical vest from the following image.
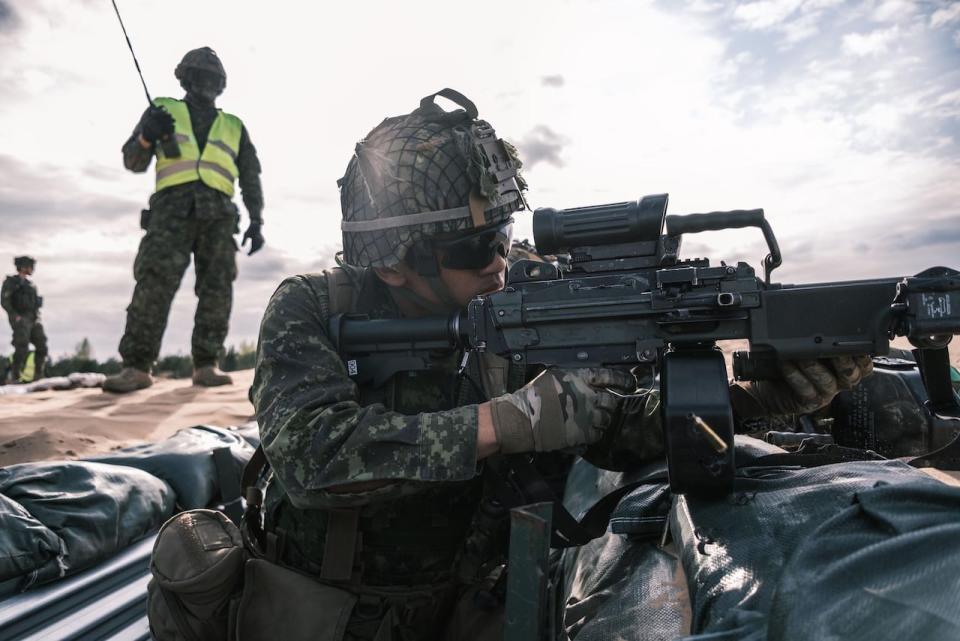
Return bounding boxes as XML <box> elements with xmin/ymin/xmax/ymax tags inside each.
<box><xmin>153</xmin><ymin>97</ymin><xmax>243</xmax><ymax>197</ymax></box>
<box><xmin>3</xmin><ymin>276</ymin><xmax>39</xmax><ymax>316</ymax></box>
<box><xmin>263</xmin><ymin>267</ymin><xmax>515</xmax><ymax>590</ymax></box>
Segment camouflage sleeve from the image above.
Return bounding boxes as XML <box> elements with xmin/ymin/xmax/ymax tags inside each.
<box><xmin>250</xmin><ymin>275</ymin><xmax>480</xmax><ymax>509</ymax></box>
<box><xmin>237</xmin><ymin>126</ymin><xmax>264</xmax><ymax>224</ymax></box>
<box><xmin>121</xmin><ymin>106</ymin><xmax>154</xmax><ymax>173</ymax></box>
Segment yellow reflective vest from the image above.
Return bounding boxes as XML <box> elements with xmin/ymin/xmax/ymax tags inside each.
<box><xmin>153</xmin><ymin>97</ymin><xmax>243</xmax><ymax>197</ymax></box>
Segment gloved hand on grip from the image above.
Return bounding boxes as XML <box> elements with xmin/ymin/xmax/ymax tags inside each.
<box><xmin>140</xmin><ymin>105</ymin><xmax>175</xmax><ymax>144</ymax></box>
<box><xmin>733</xmin><ymin>355</ymin><xmax>874</xmax><ymax>417</ymax></box>
<box><xmin>489</xmin><ymin>367</ymin><xmax>636</xmax><ymax>454</ymax></box>
<box><xmin>242</xmin><ymin>223</ymin><xmax>265</xmax><ymax>255</ymax></box>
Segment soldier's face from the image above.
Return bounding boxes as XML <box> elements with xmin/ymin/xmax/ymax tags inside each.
<box><xmin>376</xmin><ymin>248</ymin><xmax>507</xmax><ymax>314</ymax></box>
<box><xmin>185</xmin><ymin>69</ymin><xmax>224</xmax><ymax>102</ymax></box>
<box><xmin>436</xmin><ymin>248</ymin><xmax>508</xmax><ymax>307</ymax></box>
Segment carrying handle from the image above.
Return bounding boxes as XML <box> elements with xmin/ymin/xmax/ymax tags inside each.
<box><xmin>420</xmin><ymin>88</ymin><xmax>479</xmax><ymax>119</ymax></box>
<box><xmin>666</xmin><ymin>208</ymin><xmax>782</xmax><ymax>284</ymax></box>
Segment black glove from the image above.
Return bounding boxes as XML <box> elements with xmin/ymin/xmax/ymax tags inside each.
<box><xmin>242</xmin><ymin>223</ymin><xmax>265</xmax><ymax>255</ymax></box>
<box><xmin>140</xmin><ymin>105</ymin><xmax>175</xmax><ymax>143</ymax></box>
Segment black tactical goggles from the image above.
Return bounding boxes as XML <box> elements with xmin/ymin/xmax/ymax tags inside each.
<box><xmin>432</xmin><ymin>219</ymin><xmax>514</xmax><ymax>270</ymax></box>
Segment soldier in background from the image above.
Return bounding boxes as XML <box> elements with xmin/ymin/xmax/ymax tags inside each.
<box><xmin>1</xmin><ymin>256</ymin><xmax>47</xmax><ymax>383</ymax></box>
<box><xmin>104</xmin><ymin>47</ymin><xmax>265</xmax><ymax>393</ymax></box>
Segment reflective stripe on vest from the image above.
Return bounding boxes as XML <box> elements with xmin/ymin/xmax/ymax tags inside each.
<box><xmin>153</xmin><ymin>97</ymin><xmax>243</xmax><ymax>197</ymax></box>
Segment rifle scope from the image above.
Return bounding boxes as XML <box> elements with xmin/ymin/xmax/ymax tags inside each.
<box><xmin>532</xmin><ymin>194</ymin><xmax>668</xmax><ymax>255</ymax></box>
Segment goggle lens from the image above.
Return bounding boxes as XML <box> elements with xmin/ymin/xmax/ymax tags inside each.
<box><xmin>435</xmin><ymin>221</ymin><xmax>514</xmax><ymax>270</ymax></box>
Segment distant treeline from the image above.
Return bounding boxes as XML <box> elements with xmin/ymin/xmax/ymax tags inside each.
<box><xmin>4</xmin><ymin>338</ymin><xmax>257</xmax><ymax>380</ymax></box>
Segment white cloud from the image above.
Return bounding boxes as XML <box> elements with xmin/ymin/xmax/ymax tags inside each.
<box><xmin>930</xmin><ymin>3</ymin><xmax>960</xmax><ymax>29</ymax></box>
<box><xmin>934</xmin><ymin>89</ymin><xmax>960</xmax><ymax>107</ymax></box>
<box><xmin>954</xmin><ymin>29</ymin><xmax>960</xmax><ymax>47</ymax></box>
<box><xmin>872</xmin><ymin>0</ymin><xmax>916</xmax><ymax>23</ymax></box>
<box><xmin>853</xmin><ymin>102</ymin><xmax>902</xmax><ymax>136</ymax></box>
<box><xmin>781</xmin><ymin>11</ymin><xmax>822</xmax><ymax>42</ymax></box>
<box><xmin>733</xmin><ymin>0</ymin><xmax>804</xmax><ymax>30</ymax></box>
<box><xmin>687</xmin><ymin>0</ymin><xmax>724</xmax><ymax>13</ymax></box>
<box><xmin>730</xmin><ymin>0</ymin><xmax>844</xmax><ymax>46</ymax></box>
<box><xmin>842</xmin><ymin>26</ymin><xmax>900</xmax><ymax>56</ymax></box>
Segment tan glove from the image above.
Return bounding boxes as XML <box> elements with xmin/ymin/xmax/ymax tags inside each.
<box><xmin>734</xmin><ymin>355</ymin><xmax>874</xmax><ymax>417</ymax></box>
<box><xmin>489</xmin><ymin>367</ymin><xmax>636</xmax><ymax>454</ymax></box>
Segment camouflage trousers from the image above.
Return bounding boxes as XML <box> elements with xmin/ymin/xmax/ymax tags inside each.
<box><xmin>118</xmin><ymin>208</ymin><xmax>237</xmax><ymax>370</ymax></box>
<box><xmin>9</xmin><ymin>315</ymin><xmax>47</xmax><ymax>380</ymax></box>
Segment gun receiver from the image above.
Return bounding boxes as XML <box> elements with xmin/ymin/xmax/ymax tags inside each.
<box><xmin>331</xmin><ymin>194</ymin><xmax>960</xmax><ymax>497</ymax></box>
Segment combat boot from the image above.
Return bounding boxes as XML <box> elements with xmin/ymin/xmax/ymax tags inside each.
<box><xmin>103</xmin><ymin>367</ymin><xmax>153</xmax><ymax>393</ymax></box>
<box><xmin>192</xmin><ymin>366</ymin><xmax>233</xmax><ymax>387</ymax></box>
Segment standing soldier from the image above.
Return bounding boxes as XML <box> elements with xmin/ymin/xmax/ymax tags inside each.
<box><xmin>104</xmin><ymin>47</ymin><xmax>265</xmax><ymax>393</ymax></box>
<box><xmin>1</xmin><ymin>256</ymin><xmax>47</xmax><ymax>383</ymax></box>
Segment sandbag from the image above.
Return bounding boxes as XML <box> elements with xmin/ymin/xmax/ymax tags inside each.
<box><xmin>672</xmin><ymin>457</ymin><xmax>959</xmax><ymax>640</ymax></box>
<box><xmin>769</xmin><ymin>480</ymin><xmax>960</xmax><ymax>641</ymax></box>
<box><xmin>86</xmin><ymin>425</ymin><xmax>254</xmax><ymax>509</ymax></box>
<box><xmin>0</xmin><ymin>372</ymin><xmax>105</xmax><ymax>395</ymax></box>
<box><xmin>0</xmin><ymin>460</ymin><xmax>174</xmax><ymax>595</ymax></box>
<box><xmin>559</xmin><ymin>436</ymin><xmax>960</xmax><ymax>641</ymax></box>
<box><xmin>230</xmin><ymin>421</ymin><xmax>261</xmax><ymax>449</ymax></box>
<box><xmin>561</xmin><ymin>457</ymin><xmax>690</xmax><ymax>641</ymax></box>
<box><xmin>0</xmin><ymin>493</ymin><xmax>63</xmax><ymax>597</ymax></box>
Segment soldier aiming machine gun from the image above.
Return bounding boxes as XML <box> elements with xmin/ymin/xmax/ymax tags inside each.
<box><xmin>331</xmin><ymin>194</ymin><xmax>960</xmax><ymax>497</ymax></box>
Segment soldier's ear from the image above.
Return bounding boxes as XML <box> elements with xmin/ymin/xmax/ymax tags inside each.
<box><xmin>373</xmin><ymin>265</ymin><xmax>408</xmax><ymax>288</ymax></box>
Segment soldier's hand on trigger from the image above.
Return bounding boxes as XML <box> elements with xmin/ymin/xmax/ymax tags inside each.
<box><xmin>738</xmin><ymin>355</ymin><xmax>874</xmax><ymax>417</ymax></box>
<box><xmin>488</xmin><ymin>367</ymin><xmax>637</xmax><ymax>454</ymax></box>
<box><xmin>242</xmin><ymin>223</ymin><xmax>265</xmax><ymax>255</ymax></box>
<box><xmin>139</xmin><ymin>105</ymin><xmax>175</xmax><ymax>144</ymax></box>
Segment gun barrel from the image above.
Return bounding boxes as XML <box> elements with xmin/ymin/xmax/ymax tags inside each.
<box><xmin>338</xmin><ymin>314</ymin><xmax>463</xmax><ymax>348</ymax></box>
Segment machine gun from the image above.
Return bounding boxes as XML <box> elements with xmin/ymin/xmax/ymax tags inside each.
<box><xmin>331</xmin><ymin>194</ymin><xmax>960</xmax><ymax>496</ymax></box>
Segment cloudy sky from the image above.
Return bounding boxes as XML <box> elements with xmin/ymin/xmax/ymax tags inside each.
<box><xmin>0</xmin><ymin>0</ymin><xmax>958</xmax><ymax>360</ymax></box>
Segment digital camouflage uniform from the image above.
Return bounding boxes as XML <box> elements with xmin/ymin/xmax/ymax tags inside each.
<box><xmin>252</xmin><ymin>267</ymin><xmax>511</xmax><ymax>640</ymax></box>
<box><xmin>1</xmin><ymin>273</ymin><xmax>47</xmax><ymax>382</ymax></box>
<box><xmin>250</xmin><ymin>90</ymin><xmax>662</xmax><ymax>640</ymax></box>
<box><xmin>118</xmin><ymin>95</ymin><xmax>263</xmax><ymax>370</ymax></box>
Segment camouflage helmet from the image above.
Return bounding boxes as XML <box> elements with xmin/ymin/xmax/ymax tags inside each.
<box><xmin>338</xmin><ymin>89</ymin><xmax>527</xmax><ymax>268</ymax></box>
<box><xmin>174</xmin><ymin>47</ymin><xmax>226</xmax><ymax>84</ymax></box>
<box><xmin>13</xmin><ymin>256</ymin><xmax>35</xmax><ymax>270</ymax></box>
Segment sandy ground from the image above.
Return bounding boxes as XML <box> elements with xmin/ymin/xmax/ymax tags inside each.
<box><xmin>0</xmin><ymin>368</ymin><xmax>255</xmax><ymax>467</ymax></box>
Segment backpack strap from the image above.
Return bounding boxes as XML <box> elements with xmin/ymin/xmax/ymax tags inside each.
<box><xmin>324</xmin><ymin>265</ymin><xmax>363</xmax><ymax>317</ymax></box>
<box><xmin>241</xmin><ymin>268</ymin><xmax>364</xmax><ymax>565</ymax></box>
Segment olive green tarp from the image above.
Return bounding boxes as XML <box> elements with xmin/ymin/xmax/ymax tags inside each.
<box><xmin>0</xmin><ymin>461</ymin><xmax>174</xmax><ymax>598</ymax></box>
<box><xmin>560</xmin><ymin>437</ymin><xmax>960</xmax><ymax>641</ymax></box>
<box><xmin>0</xmin><ymin>423</ymin><xmax>259</xmax><ymax>599</ymax></box>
